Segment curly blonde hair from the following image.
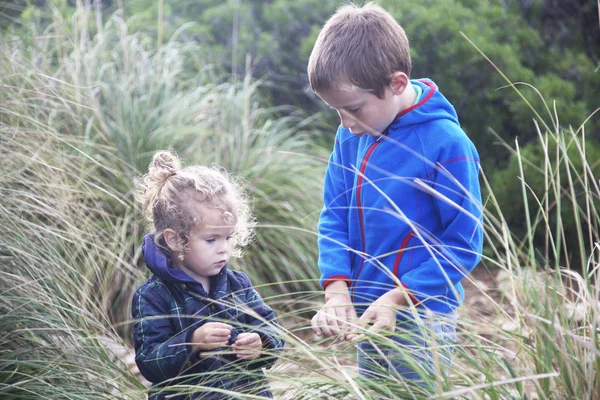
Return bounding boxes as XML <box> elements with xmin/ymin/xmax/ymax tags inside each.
<box><xmin>136</xmin><ymin>150</ymin><xmax>255</xmax><ymax>260</ymax></box>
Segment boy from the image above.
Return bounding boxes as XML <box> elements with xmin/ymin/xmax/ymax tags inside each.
<box><xmin>308</xmin><ymin>2</ymin><xmax>483</xmax><ymax>384</ymax></box>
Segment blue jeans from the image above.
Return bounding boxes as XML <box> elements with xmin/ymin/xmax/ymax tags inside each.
<box><xmin>357</xmin><ymin>310</ymin><xmax>457</xmax><ymax>385</ymax></box>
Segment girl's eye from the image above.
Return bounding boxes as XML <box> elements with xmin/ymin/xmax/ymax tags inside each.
<box><xmin>348</xmin><ymin>107</ymin><xmax>360</xmax><ymax>113</ymax></box>
<box><xmin>206</xmin><ymin>239</ymin><xmax>216</xmax><ymax>243</ymax></box>
<box><xmin>226</xmin><ymin>236</ymin><xmax>233</xmax><ymax>241</ymax></box>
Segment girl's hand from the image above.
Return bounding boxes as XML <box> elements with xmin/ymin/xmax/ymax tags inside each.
<box><xmin>232</xmin><ymin>332</ymin><xmax>262</xmax><ymax>360</ymax></box>
<box><xmin>347</xmin><ymin>288</ymin><xmax>408</xmax><ymax>341</ymax></box>
<box><xmin>311</xmin><ymin>280</ymin><xmax>357</xmax><ymax>338</ymax></box>
<box><xmin>191</xmin><ymin>322</ymin><xmax>233</xmax><ymax>352</ymax></box>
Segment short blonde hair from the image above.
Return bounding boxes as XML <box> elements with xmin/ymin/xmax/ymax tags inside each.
<box><xmin>136</xmin><ymin>150</ymin><xmax>254</xmax><ymax>259</ymax></box>
<box><xmin>307</xmin><ymin>2</ymin><xmax>411</xmax><ymax>99</ymax></box>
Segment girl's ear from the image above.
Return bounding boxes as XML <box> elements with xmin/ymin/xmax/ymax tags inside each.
<box><xmin>389</xmin><ymin>71</ymin><xmax>409</xmax><ymax>95</ymax></box>
<box><xmin>163</xmin><ymin>229</ymin><xmax>182</xmax><ymax>253</ymax></box>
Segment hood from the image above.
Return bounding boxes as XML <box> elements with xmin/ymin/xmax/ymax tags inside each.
<box><xmin>142</xmin><ymin>233</ymin><xmax>199</xmax><ymax>285</ymax></box>
<box><xmin>387</xmin><ymin>79</ymin><xmax>459</xmax><ymax>132</ymax></box>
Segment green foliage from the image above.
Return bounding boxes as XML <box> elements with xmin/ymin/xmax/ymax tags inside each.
<box><xmin>1</xmin><ymin>2</ymin><xmax>327</xmax><ymax>330</ymax></box>
<box><xmin>0</xmin><ymin>7</ymin><xmax>327</xmax><ymax>397</ymax></box>
<box><xmin>0</xmin><ymin>129</ymin><xmax>145</xmax><ymax>398</ymax></box>
<box><xmin>488</xmin><ymin>130</ymin><xmax>600</xmax><ymax>270</ymax></box>
<box><xmin>9</xmin><ymin>0</ymin><xmax>598</xmax><ymax>170</ymax></box>
<box><xmin>376</xmin><ymin>0</ymin><xmax>600</xmax><ymax>168</ymax></box>
<box><xmin>109</xmin><ymin>0</ymin><xmax>600</xmax><ymax>170</ymax></box>
<box><xmin>121</xmin><ymin>0</ymin><xmax>338</xmax><ymax>117</ymax></box>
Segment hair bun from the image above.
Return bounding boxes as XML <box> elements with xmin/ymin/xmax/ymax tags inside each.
<box><xmin>141</xmin><ymin>150</ymin><xmax>183</xmax><ymax>189</ymax></box>
<box><xmin>151</xmin><ymin>150</ymin><xmax>181</xmax><ymax>171</ymax></box>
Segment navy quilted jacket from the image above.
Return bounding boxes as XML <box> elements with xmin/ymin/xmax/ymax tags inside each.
<box><xmin>132</xmin><ymin>234</ymin><xmax>284</xmax><ymax>399</ymax></box>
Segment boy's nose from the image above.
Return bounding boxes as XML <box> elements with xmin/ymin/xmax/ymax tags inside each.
<box><xmin>340</xmin><ymin>113</ymin><xmax>355</xmax><ymax>130</ymax></box>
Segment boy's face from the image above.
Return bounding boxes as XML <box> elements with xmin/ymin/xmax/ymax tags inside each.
<box><xmin>317</xmin><ymin>84</ymin><xmax>402</xmax><ymax>137</ymax></box>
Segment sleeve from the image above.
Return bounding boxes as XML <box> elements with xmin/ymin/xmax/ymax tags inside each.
<box><xmin>400</xmin><ymin>135</ymin><xmax>484</xmax><ymax>309</ymax></box>
<box><xmin>317</xmin><ymin>131</ymin><xmax>353</xmax><ymax>289</ymax></box>
<box><xmin>237</xmin><ymin>273</ymin><xmax>284</xmax><ymax>370</ymax></box>
<box><xmin>132</xmin><ymin>284</ymin><xmax>200</xmax><ymax>383</ymax></box>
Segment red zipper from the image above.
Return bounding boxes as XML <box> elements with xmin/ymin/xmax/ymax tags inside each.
<box><xmin>352</xmin><ymin>139</ymin><xmax>382</xmax><ymax>293</ymax></box>
<box><xmin>393</xmin><ymin>232</ymin><xmax>414</xmax><ymax>276</ymax></box>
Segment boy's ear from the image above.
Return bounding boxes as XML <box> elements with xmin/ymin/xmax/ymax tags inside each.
<box><xmin>389</xmin><ymin>71</ymin><xmax>410</xmax><ymax>95</ymax></box>
<box><xmin>163</xmin><ymin>229</ymin><xmax>182</xmax><ymax>253</ymax></box>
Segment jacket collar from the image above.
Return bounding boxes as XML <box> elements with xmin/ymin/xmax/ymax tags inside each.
<box><xmin>142</xmin><ymin>233</ymin><xmax>229</xmax><ymax>296</ymax></box>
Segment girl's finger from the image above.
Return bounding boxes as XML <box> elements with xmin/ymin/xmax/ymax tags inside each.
<box><xmin>235</xmin><ymin>333</ymin><xmax>256</xmax><ymax>345</ymax></box>
<box><xmin>234</xmin><ymin>337</ymin><xmax>250</xmax><ymax>346</ymax></box>
<box><xmin>235</xmin><ymin>349</ymin><xmax>258</xmax><ymax>358</ymax></box>
<box><xmin>206</xmin><ymin>322</ymin><xmax>234</xmax><ymax>330</ymax></box>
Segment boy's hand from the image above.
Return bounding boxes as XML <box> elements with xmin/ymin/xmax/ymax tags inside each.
<box><xmin>311</xmin><ymin>281</ymin><xmax>357</xmax><ymax>338</ymax></box>
<box><xmin>191</xmin><ymin>322</ymin><xmax>233</xmax><ymax>352</ymax></box>
<box><xmin>347</xmin><ymin>288</ymin><xmax>407</xmax><ymax>341</ymax></box>
<box><xmin>232</xmin><ymin>332</ymin><xmax>262</xmax><ymax>360</ymax></box>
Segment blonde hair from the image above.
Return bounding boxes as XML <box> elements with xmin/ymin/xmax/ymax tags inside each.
<box><xmin>136</xmin><ymin>150</ymin><xmax>254</xmax><ymax>259</ymax></box>
<box><xmin>307</xmin><ymin>2</ymin><xmax>411</xmax><ymax>99</ymax></box>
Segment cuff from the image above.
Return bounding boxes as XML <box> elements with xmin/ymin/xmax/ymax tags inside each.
<box><xmin>322</xmin><ymin>275</ymin><xmax>351</xmax><ymax>290</ymax></box>
<box><xmin>400</xmin><ymin>282</ymin><xmax>421</xmax><ymax>306</ymax></box>
<box><xmin>185</xmin><ymin>328</ymin><xmax>201</xmax><ymax>363</ymax></box>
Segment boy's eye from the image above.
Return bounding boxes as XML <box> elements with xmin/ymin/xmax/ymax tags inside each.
<box><xmin>206</xmin><ymin>239</ymin><xmax>216</xmax><ymax>243</ymax></box>
<box><xmin>347</xmin><ymin>107</ymin><xmax>360</xmax><ymax>113</ymax></box>
<box><xmin>226</xmin><ymin>236</ymin><xmax>233</xmax><ymax>241</ymax></box>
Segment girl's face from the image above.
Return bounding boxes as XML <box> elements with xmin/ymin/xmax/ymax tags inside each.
<box><xmin>178</xmin><ymin>207</ymin><xmax>235</xmax><ymax>287</ymax></box>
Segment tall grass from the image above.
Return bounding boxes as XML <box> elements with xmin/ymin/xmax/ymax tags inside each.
<box><xmin>0</xmin><ymin>128</ymin><xmax>144</xmax><ymax>398</ymax></box>
<box><xmin>1</xmin><ymin>5</ymin><xmax>325</xmax><ymax>398</ymax></box>
<box><xmin>1</xmin><ymin>3</ymin><xmax>599</xmax><ymax>400</ymax></box>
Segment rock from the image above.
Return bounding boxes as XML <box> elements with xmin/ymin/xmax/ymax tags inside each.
<box><xmin>563</xmin><ymin>302</ymin><xmax>587</xmax><ymax>323</ymax></box>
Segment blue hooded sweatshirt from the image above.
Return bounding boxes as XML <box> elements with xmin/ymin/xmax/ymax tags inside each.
<box><xmin>132</xmin><ymin>234</ymin><xmax>283</xmax><ymax>399</ymax></box>
<box><xmin>318</xmin><ymin>79</ymin><xmax>483</xmax><ymax>314</ymax></box>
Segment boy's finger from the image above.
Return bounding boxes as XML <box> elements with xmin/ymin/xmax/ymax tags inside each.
<box><xmin>370</xmin><ymin>319</ymin><xmax>394</xmax><ymax>334</ymax></box>
<box><xmin>369</xmin><ymin>320</ymin><xmax>386</xmax><ymax>333</ymax></box>
<box><xmin>342</xmin><ymin>308</ymin><xmax>357</xmax><ymax>334</ymax></box>
<box><xmin>325</xmin><ymin>309</ymin><xmax>341</xmax><ymax>336</ymax></box>
<box><xmin>311</xmin><ymin>314</ymin><xmax>323</xmax><ymax>336</ymax></box>
<box><xmin>354</xmin><ymin>313</ymin><xmax>369</xmax><ymax>330</ymax></box>
<box><xmin>318</xmin><ymin>317</ymin><xmax>331</xmax><ymax>337</ymax></box>
<box><xmin>347</xmin><ymin>333</ymin><xmax>365</xmax><ymax>342</ymax></box>
<box><xmin>347</xmin><ymin>313</ymin><xmax>370</xmax><ymax>339</ymax></box>
<box><xmin>317</xmin><ymin>310</ymin><xmax>332</xmax><ymax>336</ymax></box>
<box><xmin>346</xmin><ymin>307</ymin><xmax>357</xmax><ymax>325</ymax></box>
<box><xmin>335</xmin><ymin>306</ymin><xmax>349</xmax><ymax>326</ymax></box>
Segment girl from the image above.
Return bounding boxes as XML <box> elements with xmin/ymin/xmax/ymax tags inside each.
<box><xmin>132</xmin><ymin>150</ymin><xmax>283</xmax><ymax>399</ymax></box>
